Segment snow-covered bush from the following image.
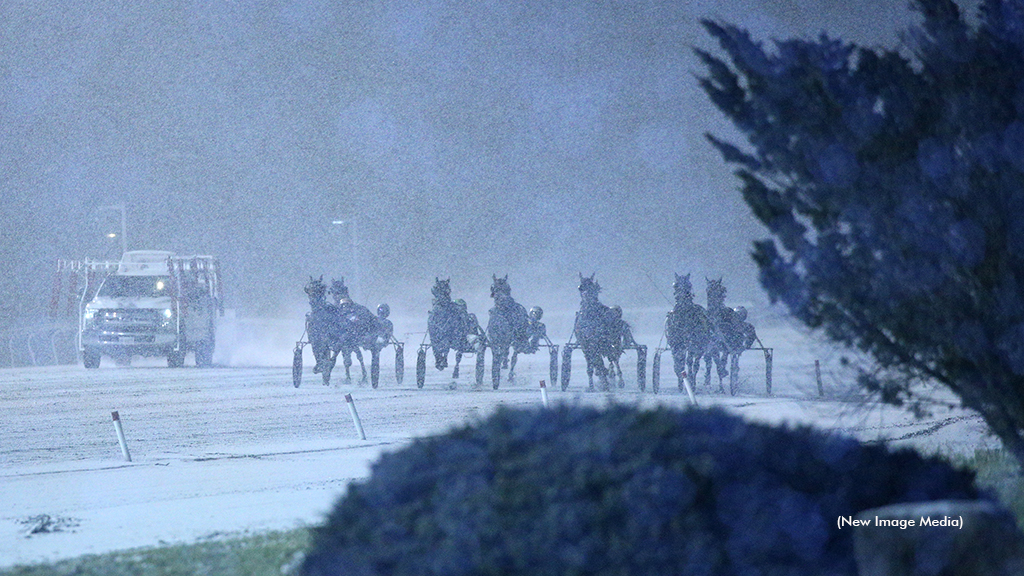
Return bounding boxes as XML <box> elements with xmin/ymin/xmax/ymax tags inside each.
<box><xmin>302</xmin><ymin>405</ymin><xmax>983</xmax><ymax>576</ymax></box>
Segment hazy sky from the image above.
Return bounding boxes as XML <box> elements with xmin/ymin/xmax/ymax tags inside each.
<box><xmin>1</xmin><ymin>0</ymin><xmax>934</xmax><ymax>323</ymax></box>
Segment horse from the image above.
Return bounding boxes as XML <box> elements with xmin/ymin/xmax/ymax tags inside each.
<box><xmin>704</xmin><ymin>278</ymin><xmax>758</xmax><ymax>394</ymax></box>
<box><xmin>485</xmin><ymin>274</ymin><xmax>534</xmax><ymax>388</ymax></box>
<box><xmin>572</xmin><ymin>273</ymin><xmax>624</xmax><ymax>391</ymax></box>
<box><xmin>427</xmin><ymin>278</ymin><xmax>483</xmax><ymax>380</ymax></box>
<box><xmin>304</xmin><ymin>276</ymin><xmax>344</xmax><ymax>385</ymax></box>
<box><xmin>665</xmin><ymin>273</ymin><xmax>714</xmax><ymax>393</ymax></box>
<box><xmin>327</xmin><ymin>278</ymin><xmax>384</xmax><ymax>382</ymax></box>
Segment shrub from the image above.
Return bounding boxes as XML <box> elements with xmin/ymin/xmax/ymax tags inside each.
<box><xmin>303</xmin><ymin>405</ymin><xmax>985</xmax><ymax>576</ymax></box>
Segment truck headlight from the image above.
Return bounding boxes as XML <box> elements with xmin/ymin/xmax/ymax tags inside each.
<box><xmin>163</xmin><ymin>308</ymin><xmax>173</xmax><ymax>319</ymax></box>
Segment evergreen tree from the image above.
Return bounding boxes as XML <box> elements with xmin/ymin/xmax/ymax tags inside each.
<box><xmin>696</xmin><ymin>0</ymin><xmax>1024</xmax><ymax>468</ymax></box>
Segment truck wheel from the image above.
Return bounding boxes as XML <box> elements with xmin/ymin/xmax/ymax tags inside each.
<box><xmin>195</xmin><ymin>340</ymin><xmax>214</xmax><ymax>368</ymax></box>
<box><xmin>168</xmin><ymin>351</ymin><xmax>185</xmax><ymax>368</ymax></box>
<box><xmin>83</xmin><ymin>348</ymin><xmax>101</xmax><ymax>369</ymax></box>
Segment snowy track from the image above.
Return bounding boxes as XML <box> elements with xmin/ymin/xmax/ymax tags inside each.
<box><xmin>0</xmin><ymin>333</ymin><xmax>996</xmax><ymax>568</ymax></box>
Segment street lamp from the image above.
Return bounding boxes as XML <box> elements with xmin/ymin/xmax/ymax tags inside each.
<box><xmin>332</xmin><ymin>219</ymin><xmax>360</xmax><ymax>302</ymax></box>
<box><xmin>98</xmin><ymin>204</ymin><xmax>127</xmax><ymax>256</ymax></box>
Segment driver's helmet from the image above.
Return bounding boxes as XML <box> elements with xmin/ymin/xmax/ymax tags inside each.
<box><xmin>377</xmin><ymin>303</ymin><xmax>390</xmax><ymax>319</ymax></box>
<box><xmin>528</xmin><ymin>306</ymin><xmax>543</xmax><ymax>321</ymax></box>
<box><xmin>734</xmin><ymin>306</ymin><xmax>747</xmax><ymax>322</ymax></box>
<box><xmin>328</xmin><ymin>279</ymin><xmax>349</xmax><ymax>298</ymax></box>
<box><xmin>610</xmin><ymin>305</ymin><xmax>623</xmax><ymax>320</ymax></box>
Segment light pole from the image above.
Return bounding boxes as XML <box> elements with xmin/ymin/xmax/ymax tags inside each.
<box><xmin>331</xmin><ymin>219</ymin><xmax>360</xmax><ymax>302</ymax></box>
<box><xmin>98</xmin><ymin>204</ymin><xmax>127</xmax><ymax>256</ymax></box>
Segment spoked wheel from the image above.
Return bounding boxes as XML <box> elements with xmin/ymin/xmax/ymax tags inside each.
<box><xmin>560</xmin><ymin>346</ymin><xmax>573</xmax><ymax>391</ymax></box>
<box><xmin>548</xmin><ymin>345</ymin><xmax>559</xmax><ymax>389</ymax></box>
<box><xmin>416</xmin><ymin>348</ymin><xmax>427</xmax><ymax>389</ymax></box>
<box><xmin>292</xmin><ymin>344</ymin><xmax>304</xmax><ymax>388</ymax></box>
<box><xmin>395</xmin><ymin>344</ymin><xmax>404</xmax><ymax>385</ymax></box>
<box><xmin>651</xmin><ymin>350</ymin><xmax>661</xmax><ymax>394</ymax></box>
<box><xmin>370</xmin><ymin>348</ymin><xmax>381</xmax><ymax>389</ymax></box>
<box><xmin>636</xmin><ymin>345</ymin><xmax>647</xmax><ymax>392</ymax></box>
<box><xmin>475</xmin><ymin>349</ymin><xmax>486</xmax><ymax>387</ymax></box>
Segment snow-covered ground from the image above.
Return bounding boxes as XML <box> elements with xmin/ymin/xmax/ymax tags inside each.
<box><xmin>0</xmin><ymin>318</ymin><xmax>998</xmax><ymax>568</ymax></box>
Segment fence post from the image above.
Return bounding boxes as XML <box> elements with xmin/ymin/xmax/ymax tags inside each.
<box><xmin>764</xmin><ymin>348</ymin><xmax>773</xmax><ymax>396</ymax></box>
<box><xmin>815</xmin><ymin>359</ymin><xmax>823</xmax><ymax>397</ymax></box>
<box><xmin>345</xmin><ymin>394</ymin><xmax>367</xmax><ymax>440</ymax></box>
<box><xmin>111</xmin><ymin>411</ymin><xmax>131</xmax><ymax>462</ymax></box>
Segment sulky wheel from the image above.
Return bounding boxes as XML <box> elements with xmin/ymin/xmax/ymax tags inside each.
<box><xmin>548</xmin><ymin>345</ymin><xmax>559</xmax><ymax>390</ymax></box>
<box><xmin>292</xmin><ymin>344</ymin><xmax>304</xmax><ymax>388</ymax></box>
<box><xmin>416</xmin><ymin>348</ymin><xmax>427</xmax><ymax>389</ymax></box>
<box><xmin>636</xmin><ymin>345</ymin><xmax>647</xmax><ymax>392</ymax></box>
<box><xmin>651</xmin><ymin>350</ymin><xmax>661</xmax><ymax>395</ymax></box>
<box><xmin>475</xmin><ymin>349</ymin><xmax>486</xmax><ymax>387</ymax></box>
<box><xmin>370</xmin><ymin>348</ymin><xmax>381</xmax><ymax>389</ymax></box>
<box><xmin>560</xmin><ymin>345</ymin><xmax>573</xmax><ymax>391</ymax></box>
<box><xmin>395</xmin><ymin>343</ymin><xmax>404</xmax><ymax>385</ymax></box>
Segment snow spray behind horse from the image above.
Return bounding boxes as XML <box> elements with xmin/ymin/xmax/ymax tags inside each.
<box><xmin>560</xmin><ymin>273</ymin><xmax>646</xmax><ymax>391</ymax></box>
<box><xmin>485</xmin><ymin>275</ymin><xmax>558</xmax><ymax>389</ymax></box>
<box><xmin>416</xmin><ymin>278</ymin><xmax>487</xmax><ymax>388</ymax></box>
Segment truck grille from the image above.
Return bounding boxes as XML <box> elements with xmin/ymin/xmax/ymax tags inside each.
<box><xmin>92</xmin><ymin>309</ymin><xmax>167</xmax><ymax>332</ymax></box>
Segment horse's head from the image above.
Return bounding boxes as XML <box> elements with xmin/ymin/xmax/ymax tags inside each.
<box><xmin>706</xmin><ymin>277</ymin><xmax>726</xmax><ymax>308</ymax></box>
<box><xmin>673</xmin><ymin>273</ymin><xmax>694</xmax><ymax>303</ymax></box>
<box><xmin>328</xmin><ymin>278</ymin><xmax>350</xmax><ymax>303</ymax></box>
<box><xmin>432</xmin><ymin>277</ymin><xmax>452</xmax><ymax>304</ymax></box>
<box><xmin>578</xmin><ymin>272</ymin><xmax>601</xmax><ymax>302</ymax></box>
<box><xmin>490</xmin><ymin>274</ymin><xmax>512</xmax><ymax>300</ymax></box>
<box><xmin>304</xmin><ymin>275</ymin><xmax>327</xmax><ymax>303</ymax></box>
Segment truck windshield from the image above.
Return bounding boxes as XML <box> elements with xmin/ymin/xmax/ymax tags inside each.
<box><xmin>97</xmin><ymin>276</ymin><xmax>172</xmax><ymax>298</ymax></box>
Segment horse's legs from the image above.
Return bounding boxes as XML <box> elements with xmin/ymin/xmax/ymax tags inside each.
<box><xmin>453</xmin><ymin>350</ymin><xmax>462</xmax><ymax>379</ymax></box>
<box><xmin>354</xmin><ymin>348</ymin><xmax>367</xmax><ymax>381</ymax></box>
<box><xmin>613</xmin><ymin>358</ymin><xmax>624</xmax><ymax>388</ymax></box>
<box><xmin>687</xmin><ymin>351</ymin><xmax>700</xmax><ymax>390</ymax></box>
<box><xmin>508</xmin><ymin>350</ymin><xmax>519</xmax><ymax>383</ymax></box>
<box><xmin>434</xmin><ymin>348</ymin><xmax>448</xmax><ymax>371</ymax></box>
<box><xmin>729</xmin><ymin>352</ymin><xmax>740</xmax><ymax>391</ymax></box>
<box><xmin>342</xmin><ymin>350</ymin><xmax>353</xmax><ymax>380</ymax></box>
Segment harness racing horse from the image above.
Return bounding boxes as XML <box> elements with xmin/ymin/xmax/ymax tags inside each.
<box><xmin>665</xmin><ymin>273</ymin><xmax>713</xmax><ymax>395</ymax></box>
<box><xmin>485</xmin><ymin>275</ymin><xmax>534</xmax><ymax>389</ymax></box>
<box><xmin>304</xmin><ymin>276</ymin><xmax>344</xmax><ymax>385</ymax></box>
<box><xmin>572</xmin><ymin>273</ymin><xmax>623</xmax><ymax>391</ymax></box>
<box><xmin>328</xmin><ymin>278</ymin><xmax>384</xmax><ymax>382</ymax></box>
<box><xmin>425</xmin><ymin>278</ymin><xmax>484</xmax><ymax>382</ymax></box>
<box><xmin>300</xmin><ymin>276</ymin><xmax>388</xmax><ymax>387</ymax></box>
<box><xmin>704</xmin><ymin>278</ymin><xmax>758</xmax><ymax>395</ymax></box>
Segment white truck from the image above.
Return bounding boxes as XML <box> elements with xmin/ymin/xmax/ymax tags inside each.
<box><xmin>55</xmin><ymin>251</ymin><xmax>224</xmax><ymax>368</ymax></box>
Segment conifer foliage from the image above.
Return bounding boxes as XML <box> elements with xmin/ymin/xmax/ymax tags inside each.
<box><xmin>302</xmin><ymin>405</ymin><xmax>981</xmax><ymax>576</ymax></box>
<box><xmin>696</xmin><ymin>0</ymin><xmax>1024</xmax><ymax>467</ymax></box>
